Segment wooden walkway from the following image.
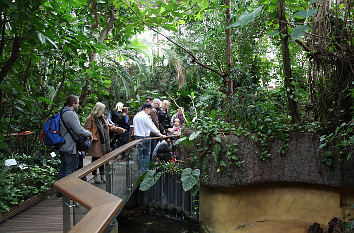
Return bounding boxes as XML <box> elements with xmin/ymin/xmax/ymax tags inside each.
<box><xmin>0</xmin><ymin>155</ymin><xmax>95</xmax><ymax>233</ymax></box>
<box><xmin>0</xmin><ymin>194</ymin><xmax>63</xmax><ymax>233</ymax></box>
<box><xmin>0</xmin><ymin>151</ymin><xmax>139</xmax><ymax>233</ymax></box>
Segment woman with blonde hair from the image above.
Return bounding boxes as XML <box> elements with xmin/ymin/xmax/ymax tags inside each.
<box><xmin>158</xmin><ymin>100</ymin><xmax>172</xmax><ymax>134</ymax></box>
<box><xmin>85</xmin><ymin>102</ymin><xmax>125</xmax><ymax>184</ymax></box>
<box><xmin>110</xmin><ymin>102</ymin><xmax>124</xmax><ymax>148</ymax></box>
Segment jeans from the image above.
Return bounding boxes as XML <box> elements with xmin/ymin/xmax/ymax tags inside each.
<box><xmin>134</xmin><ymin>136</ymin><xmax>151</xmax><ymax>173</ymax></box>
<box><xmin>150</xmin><ymin>138</ymin><xmax>158</xmax><ymax>159</ymax></box>
<box><xmin>121</xmin><ymin>131</ymin><xmax>130</xmax><ymax>145</ymax></box>
<box><xmin>57</xmin><ymin>151</ymin><xmax>79</xmax><ymax>180</ymax></box>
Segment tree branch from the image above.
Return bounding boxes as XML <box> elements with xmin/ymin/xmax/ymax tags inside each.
<box><xmin>82</xmin><ymin>5</ymin><xmax>115</xmax><ymax>107</ymax></box>
<box><xmin>0</xmin><ymin>36</ymin><xmax>21</xmax><ymax>84</ymax></box>
<box><xmin>91</xmin><ymin>0</ymin><xmax>99</xmax><ymax>30</ymax></box>
<box><xmin>44</xmin><ymin>61</ymin><xmax>66</xmax><ymax>120</ymax></box>
<box><xmin>0</xmin><ymin>15</ymin><xmax>6</xmax><ymax>57</ymax></box>
<box><xmin>123</xmin><ymin>1</ymin><xmax>223</xmax><ymax>77</ymax></box>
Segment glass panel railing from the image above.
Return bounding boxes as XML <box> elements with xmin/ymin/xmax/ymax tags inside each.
<box><xmin>72</xmin><ymin>146</ymin><xmax>140</xmax><ymax>229</ymax></box>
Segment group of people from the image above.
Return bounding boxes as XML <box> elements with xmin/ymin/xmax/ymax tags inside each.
<box><xmin>55</xmin><ymin>94</ymin><xmax>185</xmax><ymax>197</ymax></box>
<box><xmin>133</xmin><ymin>96</ymin><xmax>185</xmax><ymax>173</ymax></box>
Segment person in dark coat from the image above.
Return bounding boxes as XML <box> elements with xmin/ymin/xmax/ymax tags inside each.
<box><xmin>158</xmin><ymin>100</ymin><xmax>172</xmax><ymax>134</ymax></box>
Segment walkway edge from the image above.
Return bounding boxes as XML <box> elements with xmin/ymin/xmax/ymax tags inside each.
<box><xmin>0</xmin><ymin>187</ymin><xmax>55</xmax><ymax>224</ymax></box>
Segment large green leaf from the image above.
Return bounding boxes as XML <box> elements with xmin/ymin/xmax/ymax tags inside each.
<box><xmin>189</xmin><ymin>131</ymin><xmax>200</xmax><ymax>141</ymax></box>
<box><xmin>290</xmin><ymin>25</ymin><xmax>309</xmax><ymax>41</ymax></box>
<box><xmin>37</xmin><ymin>32</ymin><xmax>46</xmax><ymax>44</ymax></box>
<box><xmin>229</xmin><ymin>6</ymin><xmax>263</xmax><ymax>28</ymax></box>
<box><xmin>293</xmin><ymin>9</ymin><xmax>317</xmax><ymax>18</ymax></box>
<box><xmin>181</xmin><ymin>168</ymin><xmax>200</xmax><ymax>191</ymax></box>
<box><xmin>139</xmin><ymin>170</ymin><xmax>162</xmax><ymax>191</ymax></box>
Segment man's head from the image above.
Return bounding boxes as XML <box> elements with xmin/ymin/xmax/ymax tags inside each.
<box><xmin>152</xmin><ymin>98</ymin><xmax>161</xmax><ymax>109</ymax></box>
<box><xmin>142</xmin><ymin>103</ymin><xmax>153</xmax><ymax>114</ymax></box>
<box><xmin>64</xmin><ymin>95</ymin><xmax>79</xmax><ymax>111</ymax></box>
<box><xmin>145</xmin><ymin>96</ymin><xmax>153</xmax><ymax>104</ymax></box>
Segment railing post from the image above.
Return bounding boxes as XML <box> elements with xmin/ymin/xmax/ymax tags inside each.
<box><xmin>106</xmin><ymin>164</ymin><xmax>112</xmax><ymax>194</ymax></box>
<box><xmin>63</xmin><ymin>195</ymin><xmax>71</xmax><ymax>233</ymax></box>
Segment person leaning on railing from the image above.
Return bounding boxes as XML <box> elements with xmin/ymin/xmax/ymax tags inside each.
<box><xmin>84</xmin><ymin>102</ymin><xmax>126</xmax><ymax>184</ymax></box>
<box><xmin>56</xmin><ymin>95</ymin><xmax>93</xmax><ymax>197</ymax></box>
<box><xmin>133</xmin><ymin>103</ymin><xmax>166</xmax><ymax>173</ymax></box>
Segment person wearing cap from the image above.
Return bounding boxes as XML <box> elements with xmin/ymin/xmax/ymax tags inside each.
<box><xmin>137</xmin><ymin>96</ymin><xmax>153</xmax><ymax>112</ymax></box>
<box><xmin>133</xmin><ymin>103</ymin><xmax>165</xmax><ymax>173</ymax></box>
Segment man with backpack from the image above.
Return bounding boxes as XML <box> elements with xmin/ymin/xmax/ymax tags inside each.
<box><xmin>56</xmin><ymin>95</ymin><xmax>92</xmax><ymax>197</ymax></box>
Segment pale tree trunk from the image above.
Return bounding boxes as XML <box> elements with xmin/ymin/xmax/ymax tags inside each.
<box><xmin>80</xmin><ymin>6</ymin><xmax>115</xmax><ymax>106</ymax></box>
<box><xmin>278</xmin><ymin>0</ymin><xmax>300</xmax><ymax>123</ymax></box>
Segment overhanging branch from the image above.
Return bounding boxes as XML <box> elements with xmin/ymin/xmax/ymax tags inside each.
<box><xmin>123</xmin><ymin>1</ymin><xmax>223</xmax><ymax>77</ymax></box>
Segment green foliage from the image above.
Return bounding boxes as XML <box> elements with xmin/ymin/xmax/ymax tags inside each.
<box><xmin>0</xmin><ymin>153</ymin><xmax>60</xmax><ymax>213</ymax></box>
<box><xmin>318</xmin><ymin>121</ymin><xmax>354</xmax><ymax>166</ymax></box>
<box><xmin>139</xmin><ymin>170</ymin><xmax>162</xmax><ymax>191</ymax></box>
<box><xmin>181</xmin><ymin>168</ymin><xmax>200</xmax><ymax>196</ymax></box>
<box><xmin>137</xmin><ymin>162</ymin><xmax>200</xmax><ymax>196</ymax></box>
<box><xmin>343</xmin><ymin>204</ymin><xmax>354</xmax><ymax>232</ymax></box>
<box><xmin>229</xmin><ymin>6</ymin><xmax>263</xmax><ymax>28</ymax></box>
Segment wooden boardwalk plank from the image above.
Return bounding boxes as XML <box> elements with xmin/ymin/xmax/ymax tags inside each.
<box><xmin>0</xmin><ymin>151</ymin><xmax>139</xmax><ymax>233</ymax></box>
<box><xmin>0</xmin><ymin>194</ymin><xmax>63</xmax><ymax>233</ymax></box>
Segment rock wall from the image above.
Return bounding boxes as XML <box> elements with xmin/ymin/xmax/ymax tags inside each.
<box><xmin>180</xmin><ymin>131</ymin><xmax>354</xmax><ymax>188</ymax></box>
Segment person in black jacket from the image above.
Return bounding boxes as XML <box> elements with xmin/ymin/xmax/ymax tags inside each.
<box><xmin>117</xmin><ymin>107</ymin><xmax>131</xmax><ymax>147</ymax></box>
<box><xmin>152</xmin><ymin>137</ymin><xmax>172</xmax><ymax>162</ymax></box>
<box><xmin>110</xmin><ymin>102</ymin><xmax>124</xmax><ymax>149</ymax></box>
<box><xmin>158</xmin><ymin>100</ymin><xmax>172</xmax><ymax>134</ymax></box>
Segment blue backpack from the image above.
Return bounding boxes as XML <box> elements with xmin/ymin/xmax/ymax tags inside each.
<box><xmin>43</xmin><ymin>109</ymin><xmax>69</xmax><ymax>147</ymax></box>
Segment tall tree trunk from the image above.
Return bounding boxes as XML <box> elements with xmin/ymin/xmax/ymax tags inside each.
<box><xmin>0</xmin><ymin>36</ymin><xmax>21</xmax><ymax>118</ymax></box>
<box><xmin>224</xmin><ymin>0</ymin><xmax>233</xmax><ymax>121</ymax></box>
<box><xmin>0</xmin><ymin>15</ymin><xmax>6</xmax><ymax>56</ymax></box>
<box><xmin>80</xmin><ymin>6</ymin><xmax>115</xmax><ymax>107</ymax></box>
<box><xmin>278</xmin><ymin>0</ymin><xmax>300</xmax><ymax>123</ymax></box>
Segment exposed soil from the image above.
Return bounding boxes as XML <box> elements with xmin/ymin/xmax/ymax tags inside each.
<box><xmin>117</xmin><ymin>207</ymin><xmax>202</xmax><ymax>233</ymax></box>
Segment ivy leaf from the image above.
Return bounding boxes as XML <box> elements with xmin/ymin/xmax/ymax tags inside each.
<box><xmin>220</xmin><ymin>160</ymin><xmax>226</xmax><ymax>167</ymax></box>
<box><xmin>293</xmin><ymin>9</ymin><xmax>317</xmax><ymax>18</ymax></box>
<box><xmin>318</xmin><ymin>143</ymin><xmax>326</xmax><ymax>150</ymax></box>
<box><xmin>290</xmin><ymin>25</ymin><xmax>309</xmax><ymax>41</ymax></box>
<box><xmin>181</xmin><ymin>168</ymin><xmax>200</xmax><ymax>192</ymax></box>
<box><xmin>37</xmin><ymin>97</ymin><xmax>53</xmax><ymax>104</ymax></box>
<box><xmin>139</xmin><ymin>170</ymin><xmax>161</xmax><ymax>191</ymax></box>
<box><xmin>350</xmin><ymin>135</ymin><xmax>354</xmax><ymax>145</ymax></box>
<box><xmin>268</xmin><ymin>30</ymin><xmax>279</xmax><ymax>37</ymax></box>
<box><xmin>45</xmin><ymin>36</ymin><xmax>58</xmax><ymax>49</ymax></box>
<box><xmin>228</xmin><ymin>6</ymin><xmax>263</xmax><ymax>28</ymax></box>
<box><xmin>189</xmin><ymin>131</ymin><xmax>200</xmax><ymax>141</ymax></box>
<box><xmin>37</xmin><ymin>32</ymin><xmax>46</xmax><ymax>44</ymax></box>
<box><xmin>214</xmin><ymin>135</ymin><xmax>221</xmax><ymax>143</ymax></box>
<box><xmin>160</xmin><ymin>6</ymin><xmax>165</xmax><ymax>14</ymax></box>
<box><xmin>202</xmin><ymin>0</ymin><xmax>208</xmax><ymax>8</ymax></box>
<box><xmin>175</xmin><ymin>137</ymin><xmax>187</xmax><ymax>145</ymax></box>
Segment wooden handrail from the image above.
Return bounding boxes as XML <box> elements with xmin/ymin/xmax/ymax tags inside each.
<box><xmin>53</xmin><ymin>135</ymin><xmax>177</xmax><ymax>233</ymax></box>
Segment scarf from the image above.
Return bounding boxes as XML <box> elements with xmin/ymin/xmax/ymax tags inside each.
<box><xmin>95</xmin><ymin>116</ymin><xmax>111</xmax><ymax>154</ymax></box>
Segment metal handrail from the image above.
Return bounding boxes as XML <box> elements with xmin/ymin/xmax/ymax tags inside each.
<box><xmin>53</xmin><ymin>135</ymin><xmax>176</xmax><ymax>233</ymax></box>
